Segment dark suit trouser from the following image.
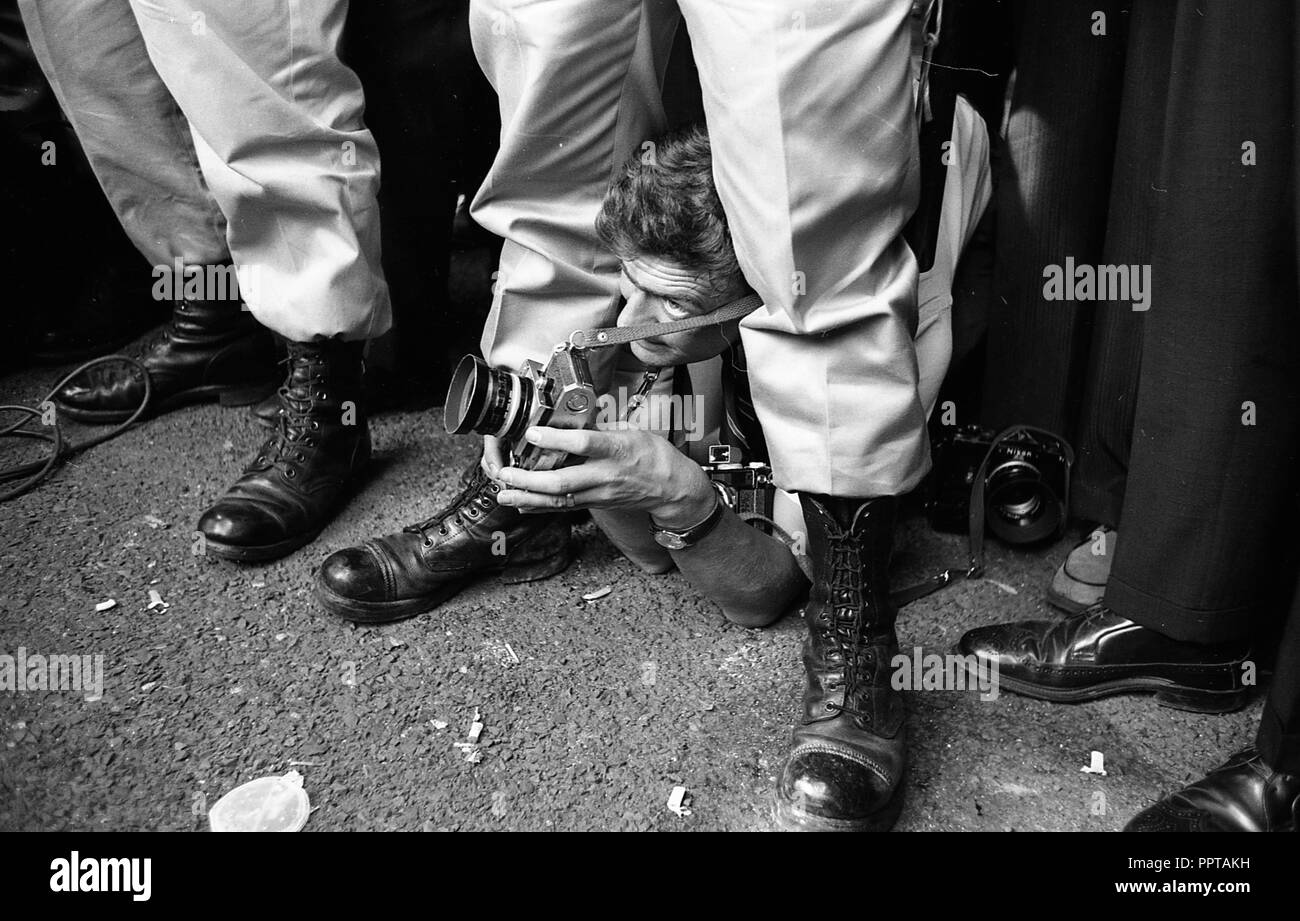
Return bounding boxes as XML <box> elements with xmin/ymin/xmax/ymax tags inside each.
<box><xmin>1103</xmin><ymin>0</ymin><xmax>1300</xmax><ymax>645</ymax></box>
<box><xmin>981</xmin><ymin>0</ymin><xmax>1141</xmax><ymax>527</ymax></box>
<box><xmin>1260</xmin><ymin>575</ymin><xmax>1300</xmax><ymax>773</ymax></box>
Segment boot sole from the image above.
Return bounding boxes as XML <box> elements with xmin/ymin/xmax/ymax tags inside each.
<box><xmin>313</xmin><ymin>544</ymin><xmax>574</xmax><ymax>624</ymax></box>
<box><xmin>202</xmin><ymin>527</ymin><xmax>326</xmax><ymax>564</ymax></box>
<box><xmin>771</xmin><ymin>785</ymin><xmax>905</xmax><ymax>832</ymax></box>
<box><xmin>58</xmin><ymin>379</ymin><xmax>279</xmax><ymax>425</ymax></box>
<box><xmin>314</xmin><ymin>579</ymin><xmax>466</xmax><ymax>624</ymax></box>
<box><xmin>956</xmin><ymin>654</ymin><xmax>1250</xmax><ymax>714</ymax></box>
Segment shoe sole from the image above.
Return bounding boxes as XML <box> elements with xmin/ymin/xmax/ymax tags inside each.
<box><xmin>770</xmin><ymin>785</ymin><xmax>905</xmax><ymax>832</ymax></box>
<box><xmin>57</xmin><ymin>379</ymin><xmax>279</xmax><ymax>425</ymax></box>
<box><xmin>956</xmin><ymin>652</ymin><xmax>1250</xmax><ymax>714</ymax></box>
<box><xmin>314</xmin><ymin>544</ymin><xmax>574</xmax><ymax>625</ymax></box>
<box><xmin>1045</xmin><ymin>585</ymin><xmax>1094</xmax><ymax>616</ymax></box>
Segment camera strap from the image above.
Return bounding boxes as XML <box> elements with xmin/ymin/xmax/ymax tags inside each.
<box><xmin>889</xmin><ymin>424</ymin><xmax>1075</xmax><ymax>609</ymax></box>
<box><xmin>568</xmin><ymin>293</ymin><xmax>764</xmax><ymax>351</ymax></box>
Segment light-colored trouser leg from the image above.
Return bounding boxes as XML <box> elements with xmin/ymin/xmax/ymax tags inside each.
<box><xmin>468</xmin><ymin>0</ymin><xmax>680</xmax><ymax>388</ymax></box>
<box><xmin>680</xmin><ymin>0</ymin><xmax>925</xmax><ymax>497</ymax></box>
<box><xmin>17</xmin><ymin>0</ymin><xmax>227</xmax><ymax>266</ymax></box>
<box><xmin>128</xmin><ymin>0</ymin><xmax>390</xmax><ymax>342</ymax></box>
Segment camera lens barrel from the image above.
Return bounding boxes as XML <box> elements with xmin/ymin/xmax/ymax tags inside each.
<box><xmin>444</xmin><ymin>355</ymin><xmax>534</xmax><ymax>440</ymax></box>
<box><xmin>985</xmin><ymin>459</ymin><xmax>1062</xmax><ymax>544</ymax></box>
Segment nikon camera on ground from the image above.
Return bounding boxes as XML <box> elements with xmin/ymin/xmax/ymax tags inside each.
<box><xmin>926</xmin><ymin>424</ymin><xmax>1073</xmax><ymax>546</ymax></box>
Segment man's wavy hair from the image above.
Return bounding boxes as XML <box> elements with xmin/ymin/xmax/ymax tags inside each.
<box><xmin>595</xmin><ymin>125</ymin><xmax>742</xmax><ymax>295</ymax></box>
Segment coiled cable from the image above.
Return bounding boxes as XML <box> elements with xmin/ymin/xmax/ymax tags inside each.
<box><xmin>0</xmin><ymin>355</ymin><xmax>151</xmax><ymax>503</ymax></box>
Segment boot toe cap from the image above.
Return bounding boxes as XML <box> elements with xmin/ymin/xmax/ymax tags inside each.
<box><xmin>197</xmin><ymin>502</ymin><xmax>283</xmax><ymax>549</ymax></box>
<box><xmin>319</xmin><ymin>545</ymin><xmax>390</xmax><ymax>603</ymax></box>
<box><xmin>778</xmin><ymin>749</ymin><xmax>897</xmax><ymax>827</ymax></box>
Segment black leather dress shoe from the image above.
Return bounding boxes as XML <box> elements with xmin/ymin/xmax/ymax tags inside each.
<box><xmin>196</xmin><ymin>338</ymin><xmax>368</xmax><ymax>562</ymax></box>
<box><xmin>956</xmin><ymin>604</ymin><xmax>1251</xmax><ymax>713</ymax></box>
<box><xmin>55</xmin><ymin>291</ymin><xmax>278</xmax><ymax>424</ymax></box>
<box><xmin>774</xmin><ymin>495</ymin><xmax>906</xmax><ymax>832</ymax></box>
<box><xmin>315</xmin><ymin>461</ymin><xmax>572</xmax><ymax>623</ymax></box>
<box><xmin>1125</xmin><ymin>748</ymin><xmax>1299</xmax><ymax>831</ymax></box>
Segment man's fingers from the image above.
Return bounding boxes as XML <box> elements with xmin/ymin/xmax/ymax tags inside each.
<box><xmin>495</xmin><ymin>460</ymin><xmax>606</xmax><ymax>496</ymax></box>
<box><xmin>481</xmin><ymin>435</ymin><xmax>507</xmax><ymax>476</ymax></box>
<box><xmin>521</xmin><ymin>425</ymin><xmax>619</xmax><ymax>459</ymax></box>
<box><xmin>498</xmin><ymin>488</ymin><xmax>599</xmax><ymax>511</ymax></box>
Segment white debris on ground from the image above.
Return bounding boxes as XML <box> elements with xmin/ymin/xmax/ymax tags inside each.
<box><xmin>667</xmin><ymin>785</ymin><xmax>692</xmax><ymax>817</ymax></box>
<box><xmin>1080</xmin><ymin>751</ymin><xmax>1107</xmax><ymax>776</ymax></box>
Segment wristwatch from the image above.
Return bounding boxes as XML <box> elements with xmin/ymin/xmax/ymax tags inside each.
<box><xmin>649</xmin><ymin>482</ymin><xmax>727</xmax><ymax>550</ymax></box>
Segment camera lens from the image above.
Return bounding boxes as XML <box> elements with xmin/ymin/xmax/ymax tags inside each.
<box><xmin>444</xmin><ymin>355</ymin><xmax>535</xmax><ymax>439</ymax></box>
<box><xmin>985</xmin><ymin>459</ymin><xmax>1061</xmax><ymax>544</ymax></box>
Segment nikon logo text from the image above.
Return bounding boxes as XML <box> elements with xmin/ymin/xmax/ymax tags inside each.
<box><xmin>50</xmin><ymin>852</ymin><xmax>151</xmax><ymax>901</ymax></box>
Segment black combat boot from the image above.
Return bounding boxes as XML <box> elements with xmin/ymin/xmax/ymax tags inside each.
<box><xmin>774</xmin><ymin>494</ymin><xmax>906</xmax><ymax>832</ymax></box>
<box><xmin>315</xmin><ymin>459</ymin><xmax>572</xmax><ymax>623</ymax></box>
<box><xmin>54</xmin><ymin>284</ymin><xmax>278</xmax><ymax>423</ymax></box>
<box><xmin>196</xmin><ymin>338</ymin><xmax>369</xmax><ymax>562</ymax></box>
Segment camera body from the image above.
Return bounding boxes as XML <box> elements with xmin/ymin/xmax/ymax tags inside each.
<box><xmin>927</xmin><ymin>424</ymin><xmax>1071</xmax><ymax>545</ymax></box>
<box><xmin>444</xmin><ymin>343</ymin><xmax>599</xmax><ymax>471</ymax></box>
<box><xmin>701</xmin><ymin>445</ymin><xmax>774</xmax><ymax>531</ymax></box>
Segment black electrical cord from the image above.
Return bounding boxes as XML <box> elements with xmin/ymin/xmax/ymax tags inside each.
<box><xmin>0</xmin><ymin>355</ymin><xmax>152</xmax><ymax>503</ymax></box>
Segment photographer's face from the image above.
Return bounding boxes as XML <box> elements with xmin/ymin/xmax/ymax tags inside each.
<box><xmin>617</xmin><ymin>254</ymin><xmax>752</xmax><ymax>366</ymax></box>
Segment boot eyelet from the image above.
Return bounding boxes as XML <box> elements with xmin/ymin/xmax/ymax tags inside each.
<box><xmin>438</xmin><ymin>525</ymin><xmax>448</xmax><ymax>535</ymax></box>
<box><xmin>422</xmin><ymin>538</ymin><xmax>433</xmax><ymax>549</ymax></box>
<box><xmin>311</xmin><ymin>422</ymin><xmax>320</xmax><ymax>430</ymax></box>
<box><xmin>286</xmin><ymin>468</ymin><xmax>297</xmax><ymax>479</ymax></box>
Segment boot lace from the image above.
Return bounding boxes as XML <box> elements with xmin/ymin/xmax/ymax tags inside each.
<box><xmin>822</xmin><ymin>528</ymin><xmax>880</xmax><ymax>722</ymax></box>
<box><xmin>251</xmin><ymin>352</ymin><xmax>324</xmax><ymax>480</ymax></box>
<box><xmin>406</xmin><ymin>464</ymin><xmax>500</xmax><ymax>547</ymax></box>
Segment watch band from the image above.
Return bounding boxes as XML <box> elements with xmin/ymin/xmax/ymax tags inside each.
<box><xmin>649</xmin><ymin>483</ymin><xmax>727</xmax><ymax>550</ymax></box>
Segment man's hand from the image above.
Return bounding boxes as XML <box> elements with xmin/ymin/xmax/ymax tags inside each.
<box><xmin>494</xmin><ymin>425</ymin><xmax>717</xmax><ymax>529</ymax></box>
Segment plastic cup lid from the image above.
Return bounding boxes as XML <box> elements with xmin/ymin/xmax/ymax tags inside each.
<box><xmin>209</xmin><ymin>770</ymin><xmax>311</xmax><ymax>832</ymax></box>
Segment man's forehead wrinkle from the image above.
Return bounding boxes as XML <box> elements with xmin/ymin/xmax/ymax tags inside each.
<box><xmin>625</xmin><ymin>256</ymin><xmax>711</xmax><ymax>304</ymax></box>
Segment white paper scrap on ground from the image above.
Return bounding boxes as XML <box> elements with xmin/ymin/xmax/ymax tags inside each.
<box><xmin>209</xmin><ymin>770</ymin><xmax>311</xmax><ymax>832</ymax></box>
<box><xmin>667</xmin><ymin>786</ymin><xmax>692</xmax><ymax>817</ymax></box>
<box><xmin>582</xmin><ymin>585</ymin><xmax>612</xmax><ymax>602</ymax></box>
<box><xmin>1081</xmin><ymin>751</ymin><xmax>1107</xmax><ymax>776</ymax></box>
<box><xmin>94</xmin><ymin>599</ymin><xmax>117</xmax><ymax>612</ymax></box>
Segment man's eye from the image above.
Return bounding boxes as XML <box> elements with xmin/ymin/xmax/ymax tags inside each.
<box><xmin>663</xmin><ymin>299</ymin><xmax>694</xmax><ymax>318</ymax></box>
